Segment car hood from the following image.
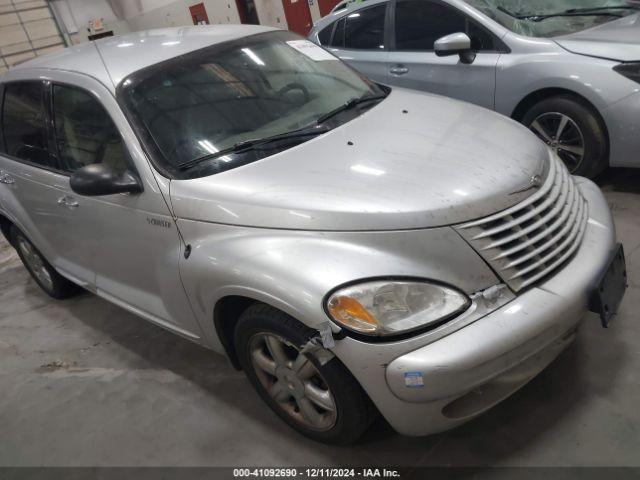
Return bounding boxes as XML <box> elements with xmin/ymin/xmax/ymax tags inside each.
<box><xmin>170</xmin><ymin>89</ymin><xmax>549</xmax><ymax>231</ymax></box>
<box><xmin>555</xmin><ymin>13</ymin><xmax>640</xmax><ymax>61</ymax></box>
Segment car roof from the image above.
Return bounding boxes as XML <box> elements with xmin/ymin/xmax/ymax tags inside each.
<box><xmin>8</xmin><ymin>25</ymin><xmax>277</xmax><ymax>92</ymax></box>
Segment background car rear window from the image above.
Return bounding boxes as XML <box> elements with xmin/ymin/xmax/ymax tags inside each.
<box><xmin>1</xmin><ymin>82</ymin><xmax>55</xmax><ymax>168</ymax></box>
<box><xmin>52</xmin><ymin>85</ymin><xmax>128</xmax><ymax>174</ymax></box>
<box><xmin>339</xmin><ymin>4</ymin><xmax>387</xmax><ymax>50</ymax></box>
<box><xmin>395</xmin><ymin>0</ymin><xmax>495</xmax><ymax>51</ymax></box>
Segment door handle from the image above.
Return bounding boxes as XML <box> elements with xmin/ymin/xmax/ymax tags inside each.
<box><xmin>390</xmin><ymin>66</ymin><xmax>409</xmax><ymax>75</ymax></box>
<box><xmin>57</xmin><ymin>196</ymin><xmax>79</xmax><ymax>209</ymax></box>
<box><xmin>0</xmin><ymin>172</ymin><xmax>15</xmax><ymax>184</ymax></box>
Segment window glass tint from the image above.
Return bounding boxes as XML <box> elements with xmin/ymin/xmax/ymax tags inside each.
<box><xmin>120</xmin><ymin>31</ymin><xmax>384</xmax><ymax>178</ymax></box>
<box><xmin>331</xmin><ymin>18</ymin><xmax>346</xmax><ymax>46</ymax></box>
<box><xmin>395</xmin><ymin>0</ymin><xmax>495</xmax><ymax>51</ymax></box>
<box><xmin>2</xmin><ymin>82</ymin><xmax>54</xmax><ymax>168</ymax></box>
<box><xmin>318</xmin><ymin>24</ymin><xmax>334</xmax><ymax>45</ymax></box>
<box><xmin>343</xmin><ymin>4</ymin><xmax>386</xmax><ymax>50</ymax></box>
<box><xmin>467</xmin><ymin>20</ymin><xmax>495</xmax><ymax>50</ymax></box>
<box><xmin>53</xmin><ymin>85</ymin><xmax>128</xmax><ymax>174</ymax></box>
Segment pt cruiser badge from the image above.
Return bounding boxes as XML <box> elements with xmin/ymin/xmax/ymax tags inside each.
<box><xmin>147</xmin><ymin>217</ymin><xmax>172</xmax><ymax>228</ymax></box>
<box><xmin>510</xmin><ymin>174</ymin><xmax>545</xmax><ymax>195</ymax></box>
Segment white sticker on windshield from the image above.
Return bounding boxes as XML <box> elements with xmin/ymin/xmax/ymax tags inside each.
<box><xmin>286</xmin><ymin>40</ymin><xmax>337</xmax><ymax>61</ymax></box>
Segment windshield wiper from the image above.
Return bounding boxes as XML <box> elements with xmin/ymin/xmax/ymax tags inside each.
<box><xmin>523</xmin><ymin>8</ymin><xmax>629</xmax><ymax>22</ymax></box>
<box><xmin>500</xmin><ymin>4</ymin><xmax>636</xmax><ymax>21</ymax></box>
<box><xmin>565</xmin><ymin>5</ymin><xmax>640</xmax><ymax>13</ymax></box>
<box><xmin>177</xmin><ymin>125</ymin><xmax>329</xmax><ymax>171</ymax></box>
<box><xmin>316</xmin><ymin>94</ymin><xmax>387</xmax><ymax>125</ymax></box>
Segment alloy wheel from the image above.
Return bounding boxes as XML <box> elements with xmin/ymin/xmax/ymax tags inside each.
<box><xmin>249</xmin><ymin>333</ymin><xmax>337</xmax><ymax>431</ymax></box>
<box><xmin>529</xmin><ymin>112</ymin><xmax>585</xmax><ymax>173</ymax></box>
<box><xmin>17</xmin><ymin>237</ymin><xmax>54</xmax><ymax>292</ymax></box>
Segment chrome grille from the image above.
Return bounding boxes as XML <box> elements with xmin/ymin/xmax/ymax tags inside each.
<box><xmin>455</xmin><ymin>155</ymin><xmax>588</xmax><ymax>292</ymax></box>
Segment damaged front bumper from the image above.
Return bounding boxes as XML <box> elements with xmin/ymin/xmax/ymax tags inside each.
<box><xmin>331</xmin><ymin>178</ymin><xmax>620</xmax><ymax>436</ymax></box>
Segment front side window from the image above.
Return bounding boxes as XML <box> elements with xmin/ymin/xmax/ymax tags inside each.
<box><xmin>119</xmin><ymin>31</ymin><xmax>387</xmax><ymax>179</ymax></box>
<box><xmin>331</xmin><ymin>18</ymin><xmax>346</xmax><ymax>47</ymax></box>
<box><xmin>52</xmin><ymin>85</ymin><xmax>128</xmax><ymax>174</ymax></box>
<box><xmin>1</xmin><ymin>82</ymin><xmax>55</xmax><ymax>168</ymax></box>
<box><xmin>395</xmin><ymin>0</ymin><xmax>495</xmax><ymax>51</ymax></box>
<box><xmin>343</xmin><ymin>4</ymin><xmax>387</xmax><ymax>49</ymax></box>
<box><xmin>318</xmin><ymin>24</ymin><xmax>334</xmax><ymax>45</ymax></box>
<box><xmin>463</xmin><ymin>0</ymin><xmax>640</xmax><ymax>37</ymax></box>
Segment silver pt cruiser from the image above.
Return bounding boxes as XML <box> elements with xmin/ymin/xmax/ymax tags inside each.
<box><xmin>0</xmin><ymin>26</ymin><xmax>627</xmax><ymax>444</ymax></box>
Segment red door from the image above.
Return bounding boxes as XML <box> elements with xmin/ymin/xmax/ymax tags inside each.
<box><xmin>235</xmin><ymin>0</ymin><xmax>260</xmax><ymax>24</ymax></box>
<box><xmin>189</xmin><ymin>3</ymin><xmax>210</xmax><ymax>25</ymax></box>
<box><xmin>281</xmin><ymin>0</ymin><xmax>313</xmax><ymax>36</ymax></box>
<box><xmin>318</xmin><ymin>0</ymin><xmax>342</xmax><ymax>16</ymax></box>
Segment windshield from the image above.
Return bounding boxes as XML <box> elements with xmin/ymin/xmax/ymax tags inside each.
<box><xmin>119</xmin><ymin>31</ymin><xmax>385</xmax><ymax>179</ymax></box>
<box><xmin>463</xmin><ymin>0</ymin><xmax>640</xmax><ymax>37</ymax></box>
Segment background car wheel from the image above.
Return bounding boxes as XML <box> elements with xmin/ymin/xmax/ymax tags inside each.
<box><xmin>522</xmin><ymin>95</ymin><xmax>608</xmax><ymax>178</ymax></box>
<box><xmin>235</xmin><ymin>303</ymin><xmax>377</xmax><ymax>444</ymax></box>
<box><xmin>11</xmin><ymin>227</ymin><xmax>80</xmax><ymax>299</ymax></box>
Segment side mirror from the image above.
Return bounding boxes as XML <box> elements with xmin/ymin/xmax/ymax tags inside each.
<box><xmin>434</xmin><ymin>32</ymin><xmax>476</xmax><ymax>64</ymax></box>
<box><xmin>70</xmin><ymin>164</ymin><xmax>142</xmax><ymax>196</ymax></box>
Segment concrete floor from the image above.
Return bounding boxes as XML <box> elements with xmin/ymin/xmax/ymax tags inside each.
<box><xmin>0</xmin><ymin>169</ymin><xmax>639</xmax><ymax>467</ymax></box>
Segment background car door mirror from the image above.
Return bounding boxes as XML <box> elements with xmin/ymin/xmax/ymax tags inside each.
<box><xmin>434</xmin><ymin>32</ymin><xmax>476</xmax><ymax>64</ymax></box>
<box><xmin>70</xmin><ymin>164</ymin><xmax>142</xmax><ymax>196</ymax></box>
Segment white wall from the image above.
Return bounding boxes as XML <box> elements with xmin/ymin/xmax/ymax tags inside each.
<box><xmin>254</xmin><ymin>0</ymin><xmax>286</xmax><ymax>29</ymax></box>
<box><xmin>51</xmin><ymin>0</ymin><xmax>130</xmax><ymax>44</ymax></box>
<box><xmin>125</xmin><ymin>0</ymin><xmax>242</xmax><ymax>31</ymax></box>
<box><xmin>197</xmin><ymin>0</ymin><xmax>242</xmax><ymax>24</ymax></box>
<box><xmin>308</xmin><ymin>0</ymin><xmax>322</xmax><ymax>23</ymax></box>
<box><xmin>125</xmin><ymin>1</ymin><xmax>191</xmax><ymax>30</ymax></box>
<box><xmin>51</xmin><ymin>0</ymin><xmax>316</xmax><ymax>45</ymax></box>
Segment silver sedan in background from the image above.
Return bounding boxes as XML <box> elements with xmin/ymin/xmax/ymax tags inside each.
<box><xmin>310</xmin><ymin>0</ymin><xmax>640</xmax><ymax>177</ymax></box>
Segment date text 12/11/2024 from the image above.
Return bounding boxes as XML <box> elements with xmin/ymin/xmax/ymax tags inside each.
<box><xmin>233</xmin><ymin>468</ymin><xmax>401</xmax><ymax>478</ymax></box>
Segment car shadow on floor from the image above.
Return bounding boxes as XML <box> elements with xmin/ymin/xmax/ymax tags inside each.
<box><xmin>596</xmin><ymin>167</ymin><xmax>640</xmax><ymax>194</ymax></box>
<box><xmin>52</xmin><ymin>284</ymin><xmax>628</xmax><ymax>465</ymax></box>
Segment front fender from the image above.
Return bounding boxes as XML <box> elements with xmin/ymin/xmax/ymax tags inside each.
<box><xmin>495</xmin><ymin>37</ymin><xmax>631</xmax><ymax>117</ymax></box>
<box><xmin>176</xmin><ymin>219</ymin><xmax>499</xmax><ymax>353</ymax></box>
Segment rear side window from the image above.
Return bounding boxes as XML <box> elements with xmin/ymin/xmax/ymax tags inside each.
<box><xmin>52</xmin><ymin>84</ymin><xmax>128</xmax><ymax>174</ymax></box>
<box><xmin>1</xmin><ymin>82</ymin><xmax>55</xmax><ymax>168</ymax></box>
<box><xmin>395</xmin><ymin>0</ymin><xmax>496</xmax><ymax>51</ymax></box>
<box><xmin>341</xmin><ymin>4</ymin><xmax>387</xmax><ymax>50</ymax></box>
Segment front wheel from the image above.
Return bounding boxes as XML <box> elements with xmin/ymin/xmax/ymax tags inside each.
<box><xmin>235</xmin><ymin>304</ymin><xmax>376</xmax><ymax>444</ymax></box>
<box><xmin>522</xmin><ymin>95</ymin><xmax>608</xmax><ymax>178</ymax></box>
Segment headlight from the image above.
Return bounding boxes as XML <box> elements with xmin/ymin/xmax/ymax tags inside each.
<box><xmin>613</xmin><ymin>62</ymin><xmax>640</xmax><ymax>84</ymax></box>
<box><xmin>326</xmin><ymin>280</ymin><xmax>470</xmax><ymax>337</ymax></box>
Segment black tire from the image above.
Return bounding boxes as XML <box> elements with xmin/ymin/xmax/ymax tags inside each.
<box><xmin>522</xmin><ymin>95</ymin><xmax>608</xmax><ymax>178</ymax></box>
<box><xmin>235</xmin><ymin>303</ymin><xmax>377</xmax><ymax>444</ymax></box>
<box><xmin>10</xmin><ymin>226</ymin><xmax>80</xmax><ymax>300</ymax></box>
